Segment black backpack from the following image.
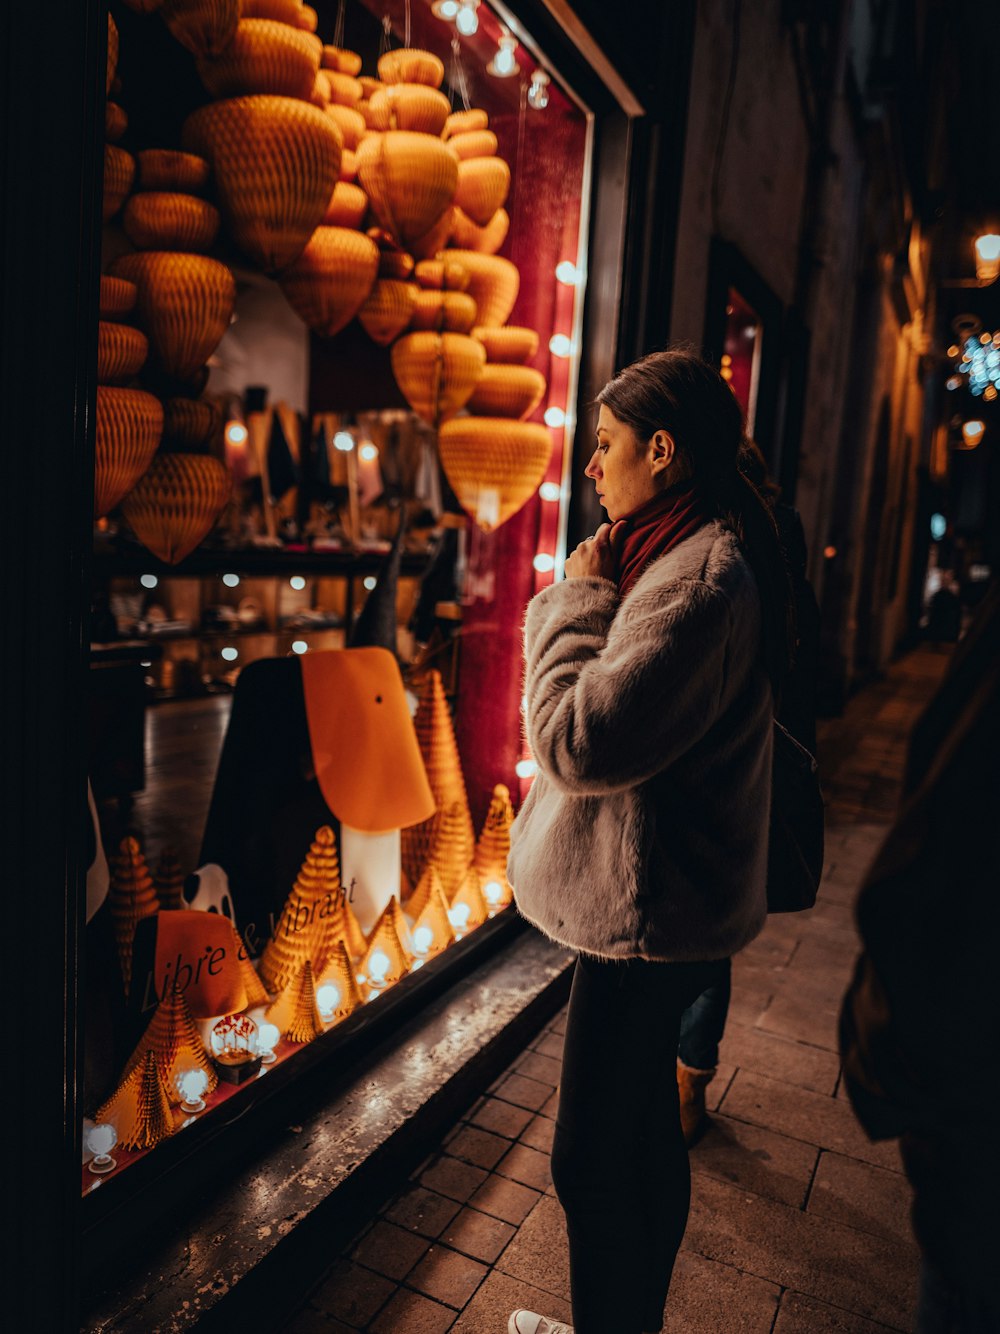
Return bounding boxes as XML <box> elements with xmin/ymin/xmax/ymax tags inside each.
<box><xmin>766</xmin><ymin>719</ymin><xmax>824</xmax><ymax>912</ymax></box>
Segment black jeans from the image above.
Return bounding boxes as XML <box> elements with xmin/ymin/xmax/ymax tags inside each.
<box><xmin>550</xmin><ymin>952</ymin><xmax>728</xmax><ymax>1334</ymax></box>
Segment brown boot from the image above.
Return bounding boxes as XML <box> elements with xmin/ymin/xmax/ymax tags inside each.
<box><xmin>677</xmin><ymin>1060</ymin><xmax>715</xmax><ymax>1146</ymax></box>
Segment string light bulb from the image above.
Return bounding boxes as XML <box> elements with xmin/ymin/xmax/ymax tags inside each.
<box><xmin>412</xmin><ymin>924</ymin><xmax>434</xmax><ymax>955</ymax></box>
<box><xmin>225</xmin><ymin>420</ymin><xmax>248</xmax><ymax>447</ymax></box>
<box><xmin>367</xmin><ymin>949</ymin><xmax>391</xmax><ymax>985</ymax></box>
<box><xmin>316</xmin><ymin>983</ymin><xmax>342</xmax><ymax>1018</ymax></box>
<box><xmin>549</xmin><ymin>334</ymin><xmax>573</xmax><ymax>357</ymax></box>
<box><xmin>86</xmin><ymin>1123</ymin><xmax>118</xmax><ymax>1175</ymax></box>
<box><xmin>432</xmin><ymin>0</ymin><xmax>461</xmax><ymax>18</ymax></box>
<box><xmin>961</xmin><ymin>420</ymin><xmax>985</xmax><ymax>448</ymax></box>
<box><xmin>555</xmin><ymin>261</ymin><xmax>581</xmax><ymax>285</ymax></box>
<box><xmin>974</xmin><ymin>234</ymin><xmax>1000</xmax><ymax>284</ymax></box>
<box><xmin>544</xmin><ymin>406</ymin><xmax>566</xmax><ymax>428</ymax></box>
<box><xmin>515</xmin><ymin>759</ymin><xmax>537</xmax><ymax>779</ymax></box>
<box><xmin>455</xmin><ymin>0</ymin><xmax>479</xmax><ymax>35</ymax></box>
<box><xmin>487</xmin><ymin>27</ymin><xmax>518</xmax><ymax>77</ymax></box>
<box><xmin>334</xmin><ymin>430</ymin><xmax>355</xmax><ymax>452</ymax></box>
<box><xmin>178</xmin><ymin>1068</ymin><xmax>209</xmax><ymax>1114</ymax></box>
<box><xmin>359</xmin><ymin>442</ymin><xmax>379</xmax><ymax>462</ymax></box>
<box><xmin>527</xmin><ymin>69</ymin><xmax>550</xmax><ymax>109</ymax></box>
<box><xmin>533</xmin><ymin>553</ymin><xmax>555</xmax><ymax>573</ymax></box>
<box><xmin>257</xmin><ymin>1022</ymin><xmax>280</xmax><ymax>1064</ymax></box>
<box><xmin>539</xmin><ymin>482</ymin><xmax>561</xmax><ymax>501</ymax></box>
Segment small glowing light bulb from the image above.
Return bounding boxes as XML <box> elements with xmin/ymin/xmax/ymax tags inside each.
<box><xmin>291</xmin><ymin>640</ymin><xmax>308</xmax><ymax>655</ymax></box>
<box><xmin>533</xmin><ymin>553</ymin><xmax>555</xmax><ymax>573</ymax></box>
<box><xmin>448</xmin><ymin>902</ymin><xmax>471</xmax><ymax>929</ymax></box>
<box><xmin>334</xmin><ymin>430</ymin><xmax>355</xmax><ymax>452</ymax></box>
<box><xmin>432</xmin><ymin>0</ymin><xmax>460</xmax><ymax>18</ymax></box>
<box><xmin>178</xmin><ymin>1068</ymin><xmax>209</xmax><ymax>1114</ymax></box>
<box><xmin>316</xmin><ymin>983</ymin><xmax>342</xmax><ymax>1017</ymax></box>
<box><xmin>484</xmin><ymin>880</ymin><xmax>503</xmax><ymax>905</ymax></box>
<box><xmin>488</xmin><ymin>29</ymin><xmax>518</xmax><ymax>76</ymax></box>
<box><xmin>289</xmin><ymin>575</ymin><xmax>306</xmax><ymax>591</ymax></box>
<box><xmin>359</xmin><ymin>442</ymin><xmax>379</xmax><ymax>462</ymax></box>
<box><xmin>368</xmin><ymin>950</ymin><xmax>391</xmax><ymax>983</ymax></box>
<box><xmin>412</xmin><ymin>925</ymin><xmax>434</xmax><ymax>955</ymax></box>
<box><xmin>549</xmin><ymin>334</ymin><xmax>573</xmax><ymax>357</ymax></box>
<box><xmin>87</xmin><ymin>1123</ymin><xmax>118</xmax><ymax>1175</ymax></box>
<box><xmin>544</xmin><ymin>406</ymin><xmax>566</xmax><ymax>428</ymax></box>
<box><xmin>515</xmin><ymin>759</ymin><xmax>537</xmax><ymax>779</ymax></box>
<box><xmin>555</xmin><ymin>260</ymin><xmax>580</xmax><ymax>285</ymax></box>
<box><xmin>363</xmin><ymin>575</ymin><xmax>377</xmax><ymax>591</ymax></box>
<box><xmin>930</xmin><ymin>514</ymin><xmax>947</xmax><ymax>540</ymax></box>
<box><xmin>222</xmin><ymin>573</ymin><xmax>240</xmax><ymax>588</ymax></box>
<box><xmin>140</xmin><ymin>573</ymin><xmax>158</xmax><ymax>589</ymax></box>
<box><xmin>539</xmin><ymin>482</ymin><xmax>561</xmax><ymax>502</ymax></box>
<box><xmin>221</xmin><ymin>646</ymin><xmax>239</xmax><ymax>662</ymax></box>
<box><xmin>527</xmin><ymin>69</ymin><xmax>550</xmax><ymax>110</ymax></box>
<box><xmin>257</xmin><ymin>1022</ymin><xmax>280</xmax><ymax>1064</ymax></box>
<box><xmin>225</xmin><ymin>421</ymin><xmax>248</xmax><ymax>446</ymax></box>
<box><xmin>455</xmin><ymin>0</ymin><xmax>479</xmax><ymax>36</ymax></box>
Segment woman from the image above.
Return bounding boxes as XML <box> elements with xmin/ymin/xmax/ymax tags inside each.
<box><xmin>506</xmin><ymin>349</ymin><xmax>794</xmax><ymax>1334</ymax></box>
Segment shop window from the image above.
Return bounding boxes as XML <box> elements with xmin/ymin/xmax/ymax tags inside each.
<box><xmin>720</xmin><ymin>287</ymin><xmax>764</xmax><ymax>434</ymax></box>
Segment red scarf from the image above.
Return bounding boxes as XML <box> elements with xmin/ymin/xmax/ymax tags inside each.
<box><xmin>614</xmin><ymin>482</ymin><xmax>711</xmax><ymax>599</ymax></box>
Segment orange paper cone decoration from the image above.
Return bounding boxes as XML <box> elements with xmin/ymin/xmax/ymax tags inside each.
<box><xmin>122</xmin><ymin>986</ymin><xmax>217</xmax><ymax>1103</ymax></box>
<box><xmin>401</xmin><ymin>671</ymin><xmax>475</xmax><ymax>887</ymax></box>
<box><xmin>197</xmin><ymin>19</ymin><xmax>321</xmax><ymax>100</ymax></box>
<box><xmin>137</xmin><ymin>149</ymin><xmax>211</xmax><ymax>195</ymax></box>
<box><xmin>454</xmin><ymin>157</ymin><xmax>510</xmax><ymax>228</ymax></box>
<box><xmin>163</xmin><ymin>397</ymin><xmax>222</xmax><ymax>447</ymax></box>
<box><xmin>277</xmin><ymin>226</ymin><xmax>379</xmax><ymax>337</ymax></box>
<box><xmin>474</xmin><ymin>784</ymin><xmax>515</xmax><ymax>911</ymax></box>
<box><xmin>367</xmin><ymin>84</ymin><xmax>450</xmax><ymax>136</ymax></box>
<box><xmin>444</xmin><ymin>108</ymin><xmax>489</xmax><ymax>138</ymax></box>
<box><xmin>404</xmin><ymin>862</ymin><xmax>445</xmax><ymax>920</ymax></box>
<box><xmin>257</xmin><ymin>825</ymin><xmax>344</xmax><ymax>993</ymax></box>
<box><xmin>408</xmin><ymin>290</ymin><xmax>477</xmax><ymax>335</ymax></box>
<box><xmin>450</xmin><ymin>206</ymin><xmax>509</xmax><ymax>256</ymax></box>
<box><xmin>109</xmin><ymin>835</ymin><xmax>161</xmax><ymax>995</ymax></box>
<box><xmin>449</xmin><ymin>865</ymin><xmax>489</xmax><ymax>935</ymax></box>
<box><xmin>103</xmin><ymin>145</ymin><xmax>135</xmax><ymax>222</ymax></box>
<box><xmin>390</xmin><ymin>331</ymin><xmax>485</xmax><ymax>426</ymax></box>
<box><xmin>438</xmin><ymin>417</ymin><xmax>552</xmax><ymax>531</ymax></box>
<box><xmin>339</xmin><ymin>896</ymin><xmax>368</xmax><ymax>959</ymax></box>
<box><xmin>448</xmin><ymin>130</ymin><xmax>499</xmax><ymax>161</ymax></box>
<box><xmin>323</xmin><ymin>181</ymin><xmax>368</xmax><ymax>228</ymax></box>
<box><xmin>357</xmin><ymin>278</ymin><xmax>417</xmax><ymax>345</ymax></box>
<box><xmin>97</xmin><ymin>322</ymin><xmax>149</xmax><ymax>383</ymax></box>
<box><xmin>425</xmin><ymin>800</ymin><xmax>475</xmax><ymax>900</ymax></box>
<box><xmin>160</xmin><ymin>0</ymin><xmax>240</xmax><ymax>58</ymax></box>
<box><xmin>233</xmin><ymin>932</ymin><xmax>270</xmax><ymax>1008</ymax></box>
<box><xmin>359</xmin><ymin>897</ymin><xmax>413</xmax><ymax>988</ymax></box>
<box><xmin>409</xmin><ymin>874</ymin><xmax>455</xmax><ymax>960</ymax></box>
<box><xmin>183</xmin><ymin>95</ymin><xmax>342</xmax><ymax>271</ymax></box>
<box><xmin>325</xmin><ymin>105</ymin><xmax>366</xmax><ymax>151</ymax></box>
<box><xmin>315</xmin><ymin>940</ymin><xmax>363</xmax><ymax>1021</ymax></box>
<box><xmin>122</xmin><ymin>192</ymin><xmax>221</xmax><ymax>253</ymax></box>
<box><xmin>110</xmin><ymin>252</ymin><xmax>236</xmax><ymax>381</ymax></box>
<box><xmin>473</xmin><ymin>324</ymin><xmax>538</xmax><ymax>364</ymax></box>
<box><xmin>154</xmin><ymin>848</ymin><xmax>186</xmax><ymax>911</ymax></box>
<box><xmin>266</xmin><ymin>960</ymin><xmax>324</xmax><ymax>1042</ymax></box>
<box><xmin>100</xmin><ymin>275</ymin><xmax>137</xmax><ymax>319</ymax></box>
<box><xmin>467</xmin><ymin>364</ymin><xmax>546</xmax><ymax>420</ymax></box>
<box><xmin>96</xmin><ymin>1050</ymin><xmax>177</xmax><ymax>1151</ymax></box>
<box><xmin>106</xmin><ymin>102</ymin><xmax>128</xmax><ymax>143</ymax></box>
<box><xmin>442</xmin><ymin>250</ymin><xmax>519</xmax><ymax>328</ymax></box>
<box><xmin>122</xmin><ymin>452</ymin><xmax>233</xmax><ymax>565</ymax></box>
<box><xmin>377</xmin><ymin>48</ymin><xmax>444</xmax><ymax>89</ymax></box>
<box><xmin>95</xmin><ymin>386</ymin><xmax>163</xmax><ymax>519</ymax></box>
<box><xmin>356</xmin><ymin>132</ymin><xmax>457</xmax><ymax>248</ymax></box>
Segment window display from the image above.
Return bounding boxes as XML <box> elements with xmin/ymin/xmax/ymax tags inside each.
<box><xmin>84</xmin><ymin>0</ymin><xmax>591</xmax><ymax>1201</ymax></box>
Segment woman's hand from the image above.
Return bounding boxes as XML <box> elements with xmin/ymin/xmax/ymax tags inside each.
<box><xmin>565</xmin><ymin>522</ymin><xmax>625</xmax><ymax>581</ymax></box>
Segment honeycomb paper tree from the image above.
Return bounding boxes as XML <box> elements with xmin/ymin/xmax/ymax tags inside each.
<box><xmin>474</xmin><ymin>783</ymin><xmax>515</xmax><ymax>911</ymax></box>
<box><xmin>96</xmin><ymin>1049</ymin><xmax>177</xmax><ymax>1152</ymax></box>
<box><xmin>359</xmin><ymin>896</ymin><xmax>413</xmax><ymax>988</ymax></box>
<box><xmin>339</xmin><ymin>893</ymin><xmax>368</xmax><ymax>959</ymax></box>
<box><xmin>401</xmin><ymin>670</ymin><xmax>474</xmax><ymax>886</ymax></box>
<box><xmin>153</xmin><ymin>847</ymin><xmax>186</xmax><ymax>911</ymax></box>
<box><xmin>109</xmin><ymin>835</ymin><xmax>161</xmax><ymax>995</ymax></box>
<box><xmin>409</xmin><ymin>873</ymin><xmax>456</xmax><ymax>960</ymax></box>
<box><xmin>258</xmin><ymin>825</ymin><xmax>343</xmax><ymax>993</ymax></box>
<box><xmin>425</xmin><ymin>800</ymin><xmax>473</xmax><ymax>899</ymax></box>
<box><xmin>122</xmin><ymin>985</ymin><xmax>217</xmax><ymax>1104</ymax></box>
<box><xmin>316</xmin><ymin>940</ymin><xmax>363</xmax><ymax>1022</ymax></box>
<box><xmin>404</xmin><ymin>862</ymin><xmax>445</xmax><ymax>922</ymax></box>
<box><xmin>229</xmin><ymin>924</ymin><xmax>269</xmax><ymax>1008</ymax></box>
<box><xmin>266</xmin><ymin>960</ymin><xmax>324</xmax><ymax>1043</ymax></box>
<box><xmin>449</xmin><ymin>865</ymin><xmax>489</xmax><ymax>936</ymax></box>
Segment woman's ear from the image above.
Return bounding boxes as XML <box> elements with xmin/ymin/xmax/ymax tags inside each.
<box><xmin>649</xmin><ymin>430</ymin><xmax>676</xmax><ymax>474</ymax></box>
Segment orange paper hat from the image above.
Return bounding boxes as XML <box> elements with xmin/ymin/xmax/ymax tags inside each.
<box><xmin>258</xmin><ymin>825</ymin><xmax>344</xmax><ymax>993</ymax></box>
<box><xmin>300</xmin><ymin>648</ymin><xmax>435</xmax><ymax>833</ymax></box>
<box><xmin>122</xmin><ymin>985</ymin><xmax>218</xmax><ymax>1105</ymax></box>
<box><xmin>152</xmin><ymin>909</ymin><xmax>249</xmax><ymax>1019</ymax></box>
<box><xmin>96</xmin><ymin>1050</ymin><xmax>177</xmax><ymax>1152</ymax></box>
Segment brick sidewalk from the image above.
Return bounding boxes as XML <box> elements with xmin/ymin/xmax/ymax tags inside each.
<box><xmin>285</xmin><ymin>647</ymin><xmax>950</xmax><ymax>1334</ymax></box>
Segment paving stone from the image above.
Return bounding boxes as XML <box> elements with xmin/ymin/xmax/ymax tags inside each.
<box><xmin>693</xmin><ymin>1112</ymin><xmax>819</xmax><ymax>1208</ymax></box>
<box><xmin>514</xmin><ymin>1049</ymin><xmax>563</xmax><ymax>1086</ymax></box>
<box><xmin>468</xmin><ymin>1174</ymin><xmax>543</xmax><ymax>1226</ymax></box>
<box><xmin>494</xmin><ymin>1192</ymin><xmax>570</xmax><ymax>1301</ymax></box>
<box><xmin>449</xmin><ymin>1269</ymin><xmax>572</xmax><ymax>1334</ymax></box>
<box><xmin>684</xmin><ymin>1173</ymin><xmax>919</xmax><ymax>1328</ymax></box>
<box><xmin>384</xmin><ymin>1186</ymin><xmax>462</xmax><ymax>1239</ymax></box>
<box><xmin>662</xmin><ymin>1248</ymin><xmax>780</xmax><ymax>1332</ymax></box>
<box><xmin>709</xmin><ymin>1062</ymin><xmax>737</xmax><ymax>1110</ymax></box>
<box><xmin>444</xmin><ymin>1124</ymin><xmax>511</xmax><ymax>1170</ymax></box>
<box><xmin>719</xmin><ymin>1020</ymin><xmax>841</xmax><ymax>1095</ymax></box>
<box><xmin>806</xmin><ymin>1151</ymin><xmax>917</xmax><ymax>1248</ymax></box>
<box><xmin>753</xmin><ymin>991</ymin><xmax>842</xmax><ymax>1053</ymax></box>
<box><xmin>439</xmin><ymin>1206</ymin><xmax>517</xmax><ymax>1264</ymax></box>
<box><xmin>531</xmin><ymin>1030</ymin><xmax>565</xmax><ymax>1060</ymax></box>
<box><xmin>467</xmin><ymin>1096</ymin><xmax>535</xmax><ymax>1140</ymax></box>
<box><xmin>311</xmin><ymin>1258</ymin><xmax>396</xmax><ymax>1327</ymax></box>
<box><xmin>368</xmin><ymin>1287</ymin><xmax>456</xmax><ymax>1333</ymax></box>
<box><xmin>495</xmin><ymin>1142</ymin><xmax>553</xmax><ymax>1192</ymax></box>
<box><xmin>418</xmin><ymin>1156</ymin><xmax>490</xmax><ymax>1203</ymax></box>
<box><xmin>350</xmin><ymin>1219</ymin><xmax>431</xmax><ymax>1281</ymax></box>
<box><xmin>718</xmin><ymin>1068</ymin><xmax>902</xmax><ymax>1171</ymax></box>
<box><xmin>492</xmin><ymin>1071</ymin><xmax>556</xmax><ymax>1111</ymax></box>
<box><xmin>519</xmin><ymin>1113</ymin><xmax>555</xmax><ymax>1154</ymax></box>
<box><xmin>537</xmin><ymin>1090</ymin><xmax>560</xmax><ymax>1120</ymax></box>
<box><xmin>406</xmin><ymin>1244</ymin><xmax>489</xmax><ymax>1309</ymax></box>
<box><xmin>773</xmin><ymin>1289</ymin><xmax>902</xmax><ymax>1332</ymax></box>
<box><xmin>548</xmin><ymin>1008</ymin><xmax>569</xmax><ymax>1036</ymax></box>
<box><xmin>282</xmin><ymin>1307</ymin><xmax>357</xmax><ymax>1334</ymax></box>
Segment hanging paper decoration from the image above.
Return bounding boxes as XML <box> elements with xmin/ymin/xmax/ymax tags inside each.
<box><xmin>110</xmin><ymin>252</ymin><xmax>236</xmax><ymax>381</ymax></box>
<box><xmin>356</xmin><ymin>131</ymin><xmax>458</xmax><ymax>248</ymax></box>
<box><xmin>474</xmin><ymin>784</ymin><xmax>515</xmax><ymax>911</ymax></box>
<box><xmin>122</xmin><ymin>193</ymin><xmax>221</xmax><ymax>253</ymax></box>
<box><xmin>377</xmin><ymin>48</ymin><xmax>445</xmax><ymax>89</ymax></box>
<box><xmin>327</xmin><ymin>71</ymin><xmax>363</xmax><ymax>106</ymax></box>
<box><xmin>196</xmin><ymin>19</ymin><xmax>321</xmax><ymax>101</ymax></box>
<box><xmin>163</xmin><ymin>397</ymin><xmax>222</xmax><ymax>448</ymax></box>
<box><xmin>442</xmin><ymin>250</ymin><xmax>519</xmax><ymax>328</ymax></box>
<box><xmin>100</xmin><ymin>275</ymin><xmax>138</xmax><ymax>320</ymax></box>
<box><xmin>322</xmin><ymin>45</ymin><xmax>363</xmax><ymax>76</ymax></box>
<box><xmin>448</xmin><ymin>130</ymin><xmax>499</xmax><ymax>160</ymax></box>
<box><xmin>467</xmin><ymin>364</ymin><xmax>546</xmax><ymax>420</ymax></box>
<box><xmin>409</xmin><ymin>291</ymin><xmax>477</xmax><ymax>334</ymax></box>
<box><xmin>449</xmin><ymin>866</ymin><xmax>490</xmax><ymax>935</ymax></box>
<box><xmin>315</xmin><ymin>940</ymin><xmax>363</xmax><ymax>1021</ymax></box>
<box><xmin>109</xmin><ymin>835</ymin><xmax>161</xmax><ymax>996</ymax></box>
<box><xmin>357</xmin><ymin>278</ymin><xmax>417</xmax><ymax>345</ymax></box>
<box><xmin>94</xmin><ymin>386</ymin><xmax>163</xmax><ymax>518</ymax></box>
<box><xmin>390</xmin><ymin>331</ymin><xmax>485</xmax><ymax>426</ymax></box>
<box><xmin>266</xmin><ymin>959</ymin><xmax>324</xmax><ymax>1042</ymax></box>
<box><xmin>454</xmin><ymin>157</ymin><xmax>511</xmax><ymax>228</ymax></box>
<box><xmin>121</xmin><ymin>452</ymin><xmax>233</xmax><ymax>564</ymax></box>
<box><xmin>106</xmin><ymin>102</ymin><xmax>128</xmax><ymax>142</ymax></box>
<box><xmin>325</xmin><ymin>104</ymin><xmax>366</xmax><ymax>150</ymax></box>
<box><xmin>97</xmin><ymin>322</ymin><xmax>149</xmax><ymax>383</ymax></box>
<box><xmin>414</xmin><ymin>258</ymin><xmax>469</xmax><ymax>291</ymax></box>
<box><xmin>153</xmin><ymin>848</ymin><xmax>186</xmax><ymax>911</ymax></box>
<box><xmin>409</xmin><ymin>873</ymin><xmax>455</xmax><ymax>960</ymax></box>
<box><xmin>182</xmin><ymin>95</ymin><xmax>342</xmax><ymax>271</ymax></box>
<box><xmin>121</xmin><ymin>986</ymin><xmax>218</xmax><ymax>1104</ymax></box>
<box><xmin>277</xmin><ymin>226</ymin><xmax>379</xmax><ymax>336</ymax></box>
<box><xmin>438</xmin><ymin>417</ymin><xmax>552</xmax><ymax>531</ymax></box>
<box><xmin>451</xmin><ymin>205</ymin><xmax>509</xmax><ymax>255</ymax></box>
<box><xmin>103</xmin><ymin>145</ymin><xmax>135</xmax><ymax>222</ymax></box>
<box><xmin>241</xmin><ymin>0</ymin><xmax>309</xmax><ymax>20</ymax></box>
<box><xmin>367</xmin><ymin>85</ymin><xmax>451</xmax><ymax>136</ymax></box>
<box><xmin>339</xmin><ymin>148</ymin><xmax>359</xmax><ymax>182</ymax></box>
<box><xmin>136</xmin><ymin>149</ymin><xmax>211</xmax><ymax>195</ymax></box>
<box><xmin>96</xmin><ymin>1050</ymin><xmax>177</xmax><ymax>1151</ymax></box>
<box><xmin>159</xmin><ymin>0</ymin><xmax>240</xmax><ymax>58</ymax></box>
<box><xmin>257</xmin><ymin>825</ymin><xmax>344</xmax><ymax>994</ymax></box>
<box><xmin>359</xmin><ymin>897</ymin><xmax>413</xmax><ymax>989</ymax></box>
<box><xmin>472</xmin><ymin>324</ymin><xmax>539</xmax><ymax>364</ymax></box>
<box><xmin>444</xmin><ymin>108</ymin><xmax>489</xmax><ymax>138</ymax></box>
<box><xmin>107</xmin><ymin>13</ymin><xmax>119</xmax><ymax>93</ymax></box>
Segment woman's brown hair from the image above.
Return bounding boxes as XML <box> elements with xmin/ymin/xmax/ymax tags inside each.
<box><xmin>597</xmin><ymin>348</ymin><xmax>795</xmax><ymax>695</ymax></box>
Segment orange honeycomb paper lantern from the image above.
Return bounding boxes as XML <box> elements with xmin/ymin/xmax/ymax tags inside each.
<box><xmin>106</xmin><ymin>102</ymin><xmax>128</xmax><ymax>143</ymax></box>
<box><xmin>257</xmin><ymin>825</ymin><xmax>344</xmax><ymax>993</ymax></box>
<box><xmin>327</xmin><ymin>71</ymin><xmax>363</xmax><ymax>106</ymax></box>
<box><xmin>315</xmin><ymin>940</ymin><xmax>363</xmax><ymax>1022</ymax></box>
<box><xmin>107</xmin><ymin>13</ymin><xmax>119</xmax><ymax>93</ymax></box>
<box><xmin>408</xmin><ymin>290</ymin><xmax>478</xmax><ymax>334</ymax></box>
<box><xmin>196</xmin><ymin>19</ymin><xmax>321</xmax><ymax>100</ymax></box>
<box><xmin>241</xmin><ymin>0</ymin><xmax>308</xmax><ymax>20</ymax></box>
<box><xmin>359</xmin><ymin>897</ymin><xmax>413</xmax><ymax>989</ymax></box>
<box><xmin>108</xmin><ymin>835</ymin><xmax>161</xmax><ymax>996</ymax></box>
<box><xmin>100</xmin><ymin>275</ymin><xmax>138</xmax><ymax>319</ymax></box>
<box><xmin>444</xmin><ymin>108</ymin><xmax>488</xmax><ymax>138</ymax></box>
<box><xmin>442</xmin><ymin>250</ymin><xmax>519</xmax><ymax>328</ymax></box>
<box><xmin>96</xmin><ymin>1050</ymin><xmax>177</xmax><ymax>1152</ymax></box>
<box><xmin>137</xmin><ymin>149</ymin><xmax>211</xmax><ymax>195</ymax></box>
<box><xmin>110</xmin><ymin>251</ymin><xmax>236</xmax><ymax>381</ymax></box>
<box><xmin>467</xmin><ymin>364</ymin><xmax>546</xmax><ymax>419</ymax></box>
<box><xmin>277</xmin><ymin>226</ymin><xmax>379</xmax><ymax>337</ymax></box>
<box><xmin>473</xmin><ymin>323</ymin><xmax>538</xmax><ymax>364</ymax></box>
<box><xmin>266</xmin><ymin>960</ymin><xmax>324</xmax><ymax>1042</ymax></box>
<box><xmin>160</xmin><ymin>0</ymin><xmax>240</xmax><ymax>58</ymax></box>
<box><xmin>325</xmin><ymin>105</ymin><xmax>366</xmax><ymax>151</ymax></box>
<box><xmin>122</xmin><ymin>192</ymin><xmax>221</xmax><ymax>253</ymax></box>
<box><xmin>183</xmin><ymin>95</ymin><xmax>342</xmax><ymax>271</ymax></box>
<box><xmin>409</xmin><ymin>206</ymin><xmax>455</xmax><ymax>260</ymax></box>
<box><xmin>97</xmin><ymin>322</ymin><xmax>149</xmax><ymax>383</ymax></box>
<box><xmin>356</xmin><ymin>131</ymin><xmax>457</xmax><ymax>248</ymax></box>
<box><xmin>474</xmin><ymin>784</ymin><xmax>515</xmax><ymax>911</ymax></box>
<box><xmin>95</xmin><ymin>386</ymin><xmax>163</xmax><ymax>518</ymax></box>
<box><xmin>367</xmin><ymin>84</ymin><xmax>451</xmax><ymax>136</ymax></box>
<box><xmin>163</xmin><ymin>397</ymin><xmax>222</xmax><ymax>447</ymax></box>
<box><xmin>414</xmin><ymin>258</ymin><xmax>469</xmax><ymax>291</ymax></box>
<box><xmin>103</xmin><ymin>145</ymin><xmax>135</xmax><ymax>222</ymax></box>
<box><xmin>448</xmin><ymin>130</ymin><xmax>499</xmax><ymax>161</ymax></box>
<box><xmin>153</xmin><ymin>848</ymin><xmax>185</xmax><ymax>911</ymax></box>
<box><xmin>438</xmin><ymin>417</ymin><xmax>552</xmax><ymax>531</ymax></box>
<box><xmin>454</xmin><ymin>157</ymin><xmax>510</xmax><ymax>228</ymax></box>
<box><xmin>390</xmin><ymin>331</ymin><xmax>485</xmax><ymax>426</ymax></box>
<box><xmin>358</xmin><ymin>278</ymin><xmax>417</xmax><ymax>345</ymax></box>
<box><xmin>449</xmin><ymin>866</ymin><xmax>490</xmax><ymax>936</ymax></box>
<box><xmin>121</xmin><ymin>452</ymin><xmax>232</xmax><ymax>565</ymax></box>
<box><xmin>322</xmin><ymin>45</ymin><xmax>363</xmax><ymax>76</ymax></box>
<box><xmin>122</xmin><ymin>985</ymin><xmax>218</xmax><ymax>1104</ymax></box>
<box><xmin>377</xmin><ymin>48</ymin><xmax>444</xmax><ymax>89</ymax></box>
<box><xmin>451</xmin><ymin>205</ymin><xmax>509</xmax><ymax>255</ymax></box>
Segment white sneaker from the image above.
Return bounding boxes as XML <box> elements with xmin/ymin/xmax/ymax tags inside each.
<box><xmin>508</xmin><ymin>1311</ymin><xmax>574</xmax><ymax>1334</ymax></box>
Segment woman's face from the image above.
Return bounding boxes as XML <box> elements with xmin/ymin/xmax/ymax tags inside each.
<box><xmin>585</xmin><ymin>404</ymin><xmax>665</xmax><ymax>521</ymax></box>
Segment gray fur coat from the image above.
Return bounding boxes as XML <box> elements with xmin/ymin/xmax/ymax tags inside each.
<box><xmin>508</xmin><ymin>520</ymin><xmax>773</xmax><ymax>961</ymax></box>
